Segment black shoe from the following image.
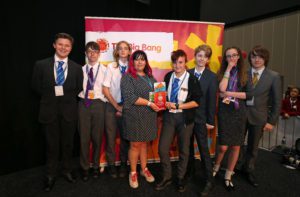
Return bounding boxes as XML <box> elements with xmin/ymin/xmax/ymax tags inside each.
<box><xmin>82</xmin><ymin>170</ymin><xmax>89</xmax><ymax>182</ymax></box>
<box><xmin>62</xmin><ymin>172</ymin><xmax>76</xmax><ymax>183</ymax></box>
<box><xmin>247</xmin><ymin>173</ymin><xmax>258</xmax><ymax>187</ymax></box>
<box><xmin>107</xmin><ymin>165</ymin><xmax>117</xmax><ymax>178</ymax></box>
<box><xmin>44</xmin><ymin>176</ymin><xmax>55</xmax><ymax>192</ymax></box>
<box><xmin>119</xmin><ymin>163</ymin><xmax>128</xmax><ymax>178</ymax></box>
<box><xmin>176</xmin><ymin>178</ymin><xmax>186</xmax><ymax>192</ymax></box>
<box><xmin>155</xmin><ymin>177</ymin><xmax>172</xmax><ymax>191</ymax></box>
<box><xmin>92</xmin><ymin>168</ymin><xmax>100</xmax><ymax>179</ymax></box>
<box><xmin>200</xmin><ymin>181</ymin><xmax>215</xmax><ymax>196</ymax></box>
<box><xmin>224</xmin><ymin>179</ymin><xmax>235</xmax><ymax>191</ymax></box>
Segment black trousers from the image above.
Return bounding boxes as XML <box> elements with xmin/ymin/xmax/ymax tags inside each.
<box><xmin>159</xmin><ymin>112</ymin><xmax>194</xmax><ymax>179</ymax></box>
<box><xmin>189</xmin><ymin>122</ymin><xmax>213</xmax><ymax>181</ymax></box>
<box><xmin>44</xmin><ymin>115</ymin><xmax>76</xmax><ymax>177</ymax></box>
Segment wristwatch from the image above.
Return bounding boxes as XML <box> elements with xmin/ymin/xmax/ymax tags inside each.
<box><xmin>175</xmin><ymin>103</ymin><xmax>179</xmax><ymax>109</ymax></box>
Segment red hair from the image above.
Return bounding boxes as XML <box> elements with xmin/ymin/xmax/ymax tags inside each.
<box><xmin>127</xmin><ymin>50</ymin><xmax>153</xmax><ymax>78</ymax></box>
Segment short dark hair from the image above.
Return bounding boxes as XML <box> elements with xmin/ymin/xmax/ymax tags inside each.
<box><xmin>248</xmin><ymin>45</ymin><xmax>270</xmax><ymax>67</ymax></box>
<box><xmin>171</xmin><ymin>49</ymin><xmax>187</xmax><ymax>63</ymax></box>
<box><xmin>54</xmin><ymin>33</ymin><xmax>74</xmax><ymax>45</ymax></box>
<box><xmin>194</xmin><ymin>44</ymin><xmax>212</xmax><ymax>58</ymax></box>
<box><xmin>85</xmin><ymin>41</ymin><xmax>100</xmax><ymax>52</ymax></box>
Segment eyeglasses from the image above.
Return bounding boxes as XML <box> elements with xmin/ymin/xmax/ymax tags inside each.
<box><xmin>226</xmin><ymin>54</ymin><xmax>239</xmax><ymax>59</ymax></box>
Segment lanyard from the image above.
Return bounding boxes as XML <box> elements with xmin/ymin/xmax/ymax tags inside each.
<box><xmin>86</xmin><ymin>64</ymin><xmax>100</xmax><ymax>89</ymax></box>
<box><xmin>54</xmin><ymin>63</ymin><xmax>68</xmax><ymax>85</ymax></box>
<box><xmin>138</xmin><ymin>75</ymin><xmax>153</xmax><ymax>89</ymax></box>
<box><xmin>228</xmin><ymin>69</ymin><xmax>238</xmax><ymax>91</ymax></box>
<box><xmin>171</xmin><ymin>71</ymin><xmax>187</xmax><ymax>91</ymax></box>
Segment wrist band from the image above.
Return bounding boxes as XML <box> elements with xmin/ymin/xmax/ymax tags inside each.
<box><xmin>223</xmin><ymin>75</ymin><xmax>229</xmax><ymax>79</ymax></box>
<box><xmin>147</xmin><ymin>101</ymin><xmax>151</xmax><ymax>107</ymax></box>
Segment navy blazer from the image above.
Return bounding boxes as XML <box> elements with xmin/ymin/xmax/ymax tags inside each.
<box><xmin>188</xmin><ymin>68</ymin><xmax>217</xmax><ymax>125</ymax></box>
<box><xmin>32</xmin><ymin>57</ymin><xmax>83</xmax><ymax>123</ymax></box>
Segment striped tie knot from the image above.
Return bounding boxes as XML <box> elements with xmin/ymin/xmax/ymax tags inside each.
<box><xmin>252</xmin><ymin>72</ymin><xmax>259</xmax><ymax>87</ymax></box>
<box><xmin>195</xmin><ymin>72</ymin><xmax>201</xmax><ymax>79</ymax></box>
<box><xmin>170</xmin><ymin>78</ymin><xmax>180</xmax><ymax>103</ymax></box>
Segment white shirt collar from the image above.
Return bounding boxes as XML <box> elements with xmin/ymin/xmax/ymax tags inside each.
<box><xmin>54</xmin><ymin>54</ymin><xmax>68</xmax><ymax>65</ymax></box>
<box><xmin>251</xmin><ymin>66</ymin><xmax>265</xmax><ymax>76</ymax></box>
<box><xmin>118</xmin><ymin>59</ymin><xmax>128</xmax><ymax>67</ymax></box>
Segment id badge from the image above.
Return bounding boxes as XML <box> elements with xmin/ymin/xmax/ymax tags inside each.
<box><xmin>88</xmin><ymin>90</ymin><xmax>95</xmax><ymax>99</ymax></box>
<box><xmin>246</xmin><ymin>96</ymin><xmax>255</xmax><ymax>106</ymax></box>
<box><xmin>222</xmin><ymin>97</ymin><xmax>231</xmax><ymax>104</ymax></box>
<box><xmin>54</xmin><ymin>86</ymin><xmax>64</xmax><ymax>96</ymax></box>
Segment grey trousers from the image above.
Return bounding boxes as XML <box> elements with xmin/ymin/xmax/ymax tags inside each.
<box><xmin>78</xmin><ymin>99</ymin><xmax>105</xmax><ymax>170</ymax></box>
<box><xmin>244</xmin><ymin>122</ymin><xmax>264</xmax><ymax>173</ymax></box>
<box><xmin>159</xmin><ymin>112</ymin><xmax>194</xmax><ymax>179</ymax></box>
<box><xmin>105</xmin><ymin>103</ymin><xmax>129</xmax><ymax>165</ymax></box>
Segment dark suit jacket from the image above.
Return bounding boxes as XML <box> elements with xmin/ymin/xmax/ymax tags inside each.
<box><xmin>164</xmin><ymin>71</ymin><xmax>202</xmax><ymax>125</ymax></box>
<box><xmin>188</xmin><ymin>68</ymin><xmax>217</xmax><ymax>125</ymax></box>
<box><xmin>245</xmin><ymin>68</ymin><xmax>281</xmax><ymax>126</ymax></box>
<box><xmin>32</xmin><ymin>57</ymin><xmax>83</xmax><ymax>123</ymax></box>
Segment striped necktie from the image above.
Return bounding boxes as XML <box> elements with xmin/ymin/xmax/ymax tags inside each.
<box><xmin>195</xmin><ymin>72</ymin><xmax>201</xmax><ymax>80</ymax></box>
<box><xmin>252</xmin><ymin>72</ymin><xmax>259</xmax><ymax>87</ymax></box>
<box><xmin>56</xmin><ymin>61</ymin><xmax>65</xmax><ymax>85</ymax></box>
<box><xmin>170</xmin><ymin>78</ymin><xmax>180</xmax><ymax>103</ymax></box>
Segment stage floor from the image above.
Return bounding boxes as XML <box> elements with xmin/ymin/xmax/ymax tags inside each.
<box><xmin>0</xmin><ymin>149</ymin><xmax>300</xmax><ymax>197</ymax></box>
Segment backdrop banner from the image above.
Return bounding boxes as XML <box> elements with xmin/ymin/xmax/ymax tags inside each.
<box><xmin>85</xmin><ymin>17</ymin><xmax>224</xmax><ymax>166</ymax></box>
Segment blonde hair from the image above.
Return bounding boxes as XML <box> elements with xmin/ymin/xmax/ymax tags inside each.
<box><xmin>113</xmin><ymin>41</ymin><xmax>132</xmax><ymax>67</ymax></box>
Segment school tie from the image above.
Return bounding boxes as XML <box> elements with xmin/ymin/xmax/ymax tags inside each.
<box><xmin>194</xmin><ymin>72</ymin><xmax>202</xmax><ymax>80</ymax></box>
<box><xmin>84</xmin><ymin>67</ymin><xmax>93</xmax><ymax>107</ymax></box>
<box><xmin>252</xmin><ymin>72</ymin><xmax>259</xmax><ymax>87</ymax></box>
<box><xmin>120</xmin><ymin>65</ymin><xmax>127</xmax><ymax>74</ymax></box>
<box><xmin>170</xmin><ymin>78</ymin><xmax>180</xmax><ymax>103</ymax></box>
<box><xmin>56</xmin><ymin>61</ymin><xmax>65</xmax><ymax>85</ymax></box>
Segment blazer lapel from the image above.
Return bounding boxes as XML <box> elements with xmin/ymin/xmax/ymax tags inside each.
<box><xmin>48</xmin><ymin>58</ymin><xmax>56</xmax><ymax>86</ymax></box>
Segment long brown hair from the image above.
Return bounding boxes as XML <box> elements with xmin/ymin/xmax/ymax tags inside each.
<box><xmin>217</xmin><ymin>46</ymin><xmax>247</xmax><ymax>86</ymax></box>
<box><xmin>113</xmin><ymin>40</ymin><xmax>132</xmax><ymax>67</ymax></box>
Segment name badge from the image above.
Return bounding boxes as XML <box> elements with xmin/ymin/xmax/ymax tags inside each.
<box><xmin>54</xmin><ymin>86</ymin><xmax>64</xmax><ymax>96</ymax></box>
<box><xmin>246</xmin><ymin>96</ymin><xmax>255</xmax><ymax>106</ymax></box>
<box><xmin>88</xmin><ymin>90</ymin><xmax>95</xmax><ymax>99</ymax></box>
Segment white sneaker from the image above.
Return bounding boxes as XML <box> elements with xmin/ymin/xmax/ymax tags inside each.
<box><xmin>129</xmin><ymin>172</ymin><xmax>138</xmax><ymax>189</ymax></box>
<box><xmin>140</xmin><ymin>167</ymin><xmax>155</xmax><ymax>182</ymax></box>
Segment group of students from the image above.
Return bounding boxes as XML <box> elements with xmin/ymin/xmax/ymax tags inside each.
<box><xmin>32</xmin><ymin>32</ymin><xmax>282</xmax><ymax>196</ymax></box>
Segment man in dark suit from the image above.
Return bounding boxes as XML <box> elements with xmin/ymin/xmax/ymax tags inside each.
<box><xmin>32</xmin><ymin>33</ymin><xmax>83</xmax><ymax>191</ymax></box>
<box><xmin>187</xmin><ymin>45</ymin><xmax>217</xmax><ymax>196</ymax></box>
<box><xmin>243</xmin><ymin>45</ymin><xmax>281</xmax><ymax>187</ymax></box>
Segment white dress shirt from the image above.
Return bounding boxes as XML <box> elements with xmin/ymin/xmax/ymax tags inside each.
<box><xmin>102</xmin><ymin>61</ymin><xmax>128</xmax><ymax>103</ymax></box>
<box><xmin>78</xmin><ymin>63</ymin><xmax>107</xmax><ymax>102</ymax></box>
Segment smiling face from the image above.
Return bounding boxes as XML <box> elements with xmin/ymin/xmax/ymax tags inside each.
<box><xmin>173</xmin><ymin>56</ymin><xmax>186</xmax><ymax>74</ymax></box>
<box><xmin>195</xmin><ymin>50</ymin><xmax>209</xmax><ymax>67</ymax></box>
<box><xmin>53</xmin><ymin>38</ymin><xmax>72</xmax><ymax>59</ymax></box>
<box><xmin>134</xmin><ymin>55</ymin><xmax>146</xmax><ymax>73</ymax></box>
<box><xmin>290</xmin><ymin>88</ymin><xmax>299</xmax><ymax>98</ymax></box>
<box><xmin>250</xmin><ymin>53</ymin><xmax>265</xmax><ymax>69</ymax></box>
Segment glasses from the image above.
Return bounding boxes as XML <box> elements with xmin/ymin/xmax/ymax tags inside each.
<box><xmin>226</xmin><ymin>53</ymin><xmax>239</xmax><ymax>59</ymax></box>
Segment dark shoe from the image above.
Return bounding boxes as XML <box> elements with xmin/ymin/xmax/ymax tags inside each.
<box><xmin>44</xmin><ymin>176</ymin><xmax>55</xmax><ymax>192</ymax></box>
<box><xmin>247</xmin><ymin>173</ymin><xmax>258</xmax><ymax>187</ymax></box>
<box><xmin>82</xmin><ymin>170</ymin><xmax>89</xmax><ymax>182</ymax></box>
<box><xmin>92</xmin><ymin>168</ymin><xmax>100</xmax><ymax>179</ymax></box>
<box><xmin>155</xmin><ymin>177</ymin><xmax>172</xmax><ymax>191</ymax></box>
<box><xmin>119</xmin><ymin>163</ymin><xmax>128</xmax><ymax>178</ymax></box>
<box><xmin>176</xmin><ymin>178</ymin><xmax>186</xmax><ymax>192</ymax></box>
<box><xmin>200</xmin><ymin>181</ymin><xmax>215</xmax><ymax>196</ymax></box>
<box><xmin>224</xmin><ymin>179</ymin><xmax>235</xmax><ymax>191</ymax></box>
<box><xmin>107</xmin><ymin>165</ymin><xmax>117</xmax><ymax>178</ymax></box>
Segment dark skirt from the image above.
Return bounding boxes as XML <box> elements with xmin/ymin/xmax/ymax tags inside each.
<box><xmin>217</xmin><ymin>99</ymin><xmax>247</xmax><ymax>146</ymax></box>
